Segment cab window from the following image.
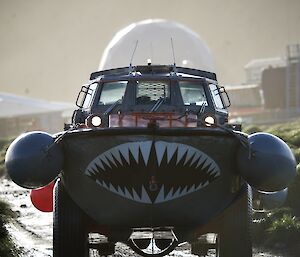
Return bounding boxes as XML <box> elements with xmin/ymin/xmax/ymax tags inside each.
<box><xmin>99</xmin><ymin>81</ymin><xmax>127</xmax><ymax>105</ymax></box>
<box><xmin>179</xmin><ymin>81</ymin><xmax>207</xmax><ymax>106</ymax></box>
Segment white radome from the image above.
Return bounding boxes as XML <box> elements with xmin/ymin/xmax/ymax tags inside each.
<box><xmin>99</xmin><ymin>19</ymin><xmax>215</xmax><ymax>72</ymax></box>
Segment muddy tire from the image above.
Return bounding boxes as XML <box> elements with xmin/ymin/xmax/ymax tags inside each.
<box><xmin>218</xmin><ymin>184</ymin><xmax>253</xmax><ymax>257</ymax></box>
<box><xmin>53</xmin><ymin>179</ymin><xmax>89</xmax><ymax>257</ymax></box>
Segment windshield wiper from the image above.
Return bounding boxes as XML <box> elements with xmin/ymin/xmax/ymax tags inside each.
<box><xmin>103</xmin><ymin>99</ymin><xmax>122</xmax><ymax>116</ymax></box>
<box><xmin>149</xmin><ymin>97</ymin><xmax>165</xmax><ymax>113</ymax></box>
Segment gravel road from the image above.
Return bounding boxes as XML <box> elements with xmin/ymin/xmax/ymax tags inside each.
<box><xmin>0</xmin><ymin>178</ymin><xmax>288</xmax><ymax>257</ymax></box>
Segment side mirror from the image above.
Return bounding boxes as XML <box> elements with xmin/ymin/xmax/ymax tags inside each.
<box><xmin>219</xmin><ymin>86</ymin><xmax>231</xmax><ymax>108</ymax></box>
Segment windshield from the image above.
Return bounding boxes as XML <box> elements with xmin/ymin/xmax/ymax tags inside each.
<box><xmin>179</xmin><ymin>81</ymin><xmax>207</xmax><ymax>106</ymax></box>
<box><xmin>136</xmin><ymin>81</ymin><xmax>170</xmax><ymax>104</ymax></box>
<box><xmin>99</xmin><ymin>81</ymin><xmax>127</xmax><ymax>105</ymax></box>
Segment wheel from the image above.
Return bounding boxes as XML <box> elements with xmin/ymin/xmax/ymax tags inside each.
<box><xmin>218</xmin><ymin>184</ymin><xmax>253</xmax><ymax>257</ymax></box>
<box><xmin>53</xmin><ymin>179</ymin><xmax>89</xmax><ymax>257</ymax></box>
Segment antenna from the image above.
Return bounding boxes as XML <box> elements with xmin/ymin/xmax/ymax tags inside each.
<box><xmin>171</xmin><ymin>38</ymin><xmax>176</xmax><ymax>67</ymax></box>
<box><xmin>130</xmin><ymin>40</ymin><xmax>139</xmax><ymax>68</ymax></box>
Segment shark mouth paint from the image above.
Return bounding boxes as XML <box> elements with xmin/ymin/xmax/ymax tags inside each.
<box><xmin>85</xmin><ymin>141</ymin><xmax>220</xmax><ymax>204</ymax></box>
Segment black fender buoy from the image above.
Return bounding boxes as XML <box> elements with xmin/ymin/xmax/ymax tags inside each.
<box><xmin>237</xmin><ymin>132</ymin><xmax>296</xmax><ymax>192</ymax></box>
<box><xmin>5</xmin><ymin>131</ymin><xmax>63</xmax><ymax>189</ymax></box>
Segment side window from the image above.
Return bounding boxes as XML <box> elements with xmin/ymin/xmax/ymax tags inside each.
<box><xmin>179</xmin><ymin>81</ymin><xmax>208</xmax><ymax>106</ymax></box>
<box><xmin>76</xmin><ymin>83</ymin><xmax>98</xmax><ymax>108</ymax></box>
<box><xmin>99</xmin><ymin>81</ymin><xmax>127</xmax><ymax>105</ymax></box>
<box><xmin>82</xmin><ymin>83</ymin><xmax>98</xmax><ymax>108</ymax></box>
<box><xmin>209</xmin><ymin>84</ymin><xmax>225</xmax><ymax>109</ymax></box>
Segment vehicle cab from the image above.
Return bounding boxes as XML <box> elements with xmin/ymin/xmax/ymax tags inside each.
<box><xmin>72</xmin><ymin>65</ymin><xmax>230</xmax><ymax>129</ymax></box>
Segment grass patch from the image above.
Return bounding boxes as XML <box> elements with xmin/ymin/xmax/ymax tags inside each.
<box><xmin>0</xmin><ymin>138</ymin><xmax>13</xmax><ymax>178</ymax></box>
<box><xmin>0</xmin><ymin>200</ymin><xmax>20</xmax><ymax>256</ymax></box>
<box><xmin>246</xmin><ymin>120</ymin><xmax>300</xmax><ymax>252</ymax></box>
<box><xmin>0</xmin><ymin>138</ymin><xmax>20</xmax><ymax>256</ymax></box>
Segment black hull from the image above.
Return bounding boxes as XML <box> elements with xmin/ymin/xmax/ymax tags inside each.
<box><xmin>62</xmin><ymin>127</ymin><xmax>241</xmax><ymax>240</ymax></box>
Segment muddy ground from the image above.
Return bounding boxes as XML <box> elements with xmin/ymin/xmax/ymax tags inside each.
<box><xmin>0</xmin><ymin>178</ymin><xmax>288</xmax><ymax>257</ymax></box>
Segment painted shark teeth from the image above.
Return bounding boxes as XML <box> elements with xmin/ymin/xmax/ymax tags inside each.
<box><xmin>85</xmin><ymin>141</ymin><xmax>221</xmax><ymax>204</ymax></box>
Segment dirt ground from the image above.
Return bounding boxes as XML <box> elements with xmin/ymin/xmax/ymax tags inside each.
<box><xmin>0</xmin><ymin>178</ymin><xmax>290</xmax><ymax>257</ymax></box>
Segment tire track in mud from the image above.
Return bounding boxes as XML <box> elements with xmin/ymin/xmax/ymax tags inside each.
<box><xmin>0</xmin><ymin>178</ymin><xmax>52</xmax><ymax>257</ymax></box>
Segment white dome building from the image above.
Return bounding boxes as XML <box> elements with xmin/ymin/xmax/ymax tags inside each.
<box><xmin>100</xmin><ymin>19</ymin><xmax>215</xmax><ymax>72</ymax></box>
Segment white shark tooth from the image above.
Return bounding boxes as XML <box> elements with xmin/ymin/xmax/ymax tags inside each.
<box><xmin>207</xmin><ymin>162</ymin><xmax>217</xmax><ymax>174</ymax></box>
<box><xmin>117</xmin><ymin>186</ymin><xmax>125</xmax><ymax>197</ymax></box>
<box><xmin>188</xmin><ymin>184</ymin><xmax>196</xmax><ymax>194</ymax></box>
<box><xmin>202</xmin><ymin>181</ymin><xmax>209</xmax><ymax>188</ymax></box>
<box><xmin>109</xmin><ymin>148</ymin><xmax>123</xmax><ymax>165</ymax></box>
<box><xmin>124</xmin><ymin>187</ymin><xmax>133</xmax><ymax>200</ymax></box>
<box><xmin>96</xmin><ymin>179</ymin><xmax>103</xmax><ymax>186</ymax></box>
<box><xmin>118</xmin><ymin>144</ymin><xmax>130</xmax><ymax>164</ymax></box>
<box><xmin>172</xmin><ymin>187</ymin><xmax>181</xmax><ymax>199</ymax></box>
<box><xmin>183</xmin><ymin>149</ymin><xmax>195</xmax><ymax>166</ymax></box>
<box><xmin>196</xmin><ymin>155</ymin><xmax>207</xmax><ymax>169</ymax></box>
<box><xmin>104</xmin><ymin>153</ymin><xmax>116</xmax><ymax>167</ymax></box>
<box><xmin>202</xmin><ymin>159</ymin><xmax>212</xmax><ymax>170</ymax></box>
<box><xmin>180</xmin><ymin>186</ymin><xmax>188</xmax><ymax>196</ymax></box>
<box><xmin>165</xmin><ymin>188</ymin><xmax>174</xmax><ymax>201</ymax></box>
<box><xmin>155</xmin><ymin>142</ymin><xmax>167</xmax><ymax>166</ymax></box>
<box><xmin>100</xmin><ymin>156</ymin><xmax>112</xmax><ymax>169</ymax></box>
<box><xmin>94</xmin><ymin>158</ymin><xmax>105</xmax><ymax>171</ymax></box>
<box><xmin>166</xmin><ymin>144</ymin><xmax>177</xmax><ymax>163</ymax></box>
<box><xmin>209</xmin><ymin>167</ymin><xmax>220</xmax><ymax>178</ymax></box>
<box><xmin>132</xmin><ymin>188</ymin><xmax>142</xmax><ymax>202</ymax></box>
<box><xmin>102</xmin><ymin>181</ymin><xmax>109</xmax><ymax>190</ymax></box>
<box><xmin>196</xmin><ymin>182</ymin><xmax>206</xmax><ymax>190</ymax></box>
<box><xmin>109</xmin><ymin>183</ymin><xmax>118</xmax><ymax>194</ymax></box>
<box><xmin>139</xmin><ymin>141</ymin><xmax>152</xmax><ymax>165</ymax></box>
<box><xmin>190</xmin><ymin>152</ymin><xmax>200</xmax><ymax>167</ymax></box>
<box><xmin>214</xmin><ymin>167</ymin><xmax>221</xmax><ymax>177</ymax></box>
<box><xmin>154</xmin><ymin>185</ymin><xmax>165</xmax><ymax>203</ymax></box>
<box><xmin>85</xmin><ymin>168</ymin><xmax>93</xmax><ymax>176</ymax></box>
<box><xmin>141</xmin><ymin>186</ymin><xmax>152</xmax><ymax>203</ymax></box>
<box><xmin>128</xmin><ymin>143</ymin><xmax>140</xmax><ymax>163</ymax></box>
<box><xmin>90</xmin><ymin>164</ymin><xmax>100</xmax><ymax>174</ymax></box>
<box><xmin>176</xmin><ymin>145</ymin><xmax>188</xmax><ymax>165</ymax></box>
<box><xmin>208</xmin><ymin>164</ymin><xmax>215</xmax><ymax>173</ymax></box>
<box><xmin>86</xmin><ymin>163</ymin><xmax>96</xmax><ymax>174</ymax></box>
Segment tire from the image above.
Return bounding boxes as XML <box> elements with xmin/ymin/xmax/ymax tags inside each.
<box><xmin>53</xmin><ymin>179</ymin><xmax>89</xmax><ymax>257</ymax></box>
<box><xmin>191</xmin><ymin>241</ymin><xmax>209</xmax><ymax>256</ymax></box>
<box><xmin>218</xmin><ymin>184</ymin><xmax>253</xmax><ymax>257</ymax></box>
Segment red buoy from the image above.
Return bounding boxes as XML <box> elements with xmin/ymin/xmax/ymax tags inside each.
<box><xmin>30</xmin><ymin>181</ymin><xmax>55</xmax><ymax>212</ymax></box>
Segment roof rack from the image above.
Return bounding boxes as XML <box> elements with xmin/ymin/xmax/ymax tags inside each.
<box><xmin>90</xmin><ymin>65</ymin><xmax>217</xmax><ymax>81</ymax></box>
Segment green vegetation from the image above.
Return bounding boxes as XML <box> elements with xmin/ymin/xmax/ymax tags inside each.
<box><xmin>245</xmin><ymin>120</ymin><xmax>300</xmax><ymax>254</ymax></box>
<box><xmin>0</xmin><ymin>138</ymin><xmax>20</xmax><ymax>256</ymax></box>
<box><xmin>0</xmin><ymin>138</ymin><xmax>12</xmax><ymax>177</ymax></box>
<box><xmin>0</xmin><ymin>200</ymin><xmax>20</xmax><ymax>256</ymax></box>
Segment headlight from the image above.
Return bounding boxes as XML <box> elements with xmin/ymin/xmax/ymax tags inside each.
<box><xmin>85</xmin><ymin>115</ymin><xmax>102</xmax><ymax>128</ymax></box>
<box><xmin>91</xmin><ymin>116</ymin><xmax>102</xmax><ymax>127</ymax></box>
<box><xmin>204</xmin><ymin>115</ymin><xmax>215</xmax><ymax>127</ymax></box>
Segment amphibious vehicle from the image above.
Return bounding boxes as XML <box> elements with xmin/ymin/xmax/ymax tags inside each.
<box><xmin>5</xmin><ymin>64</ymin><xmax>296</xmax><ymax>257</ymax></box>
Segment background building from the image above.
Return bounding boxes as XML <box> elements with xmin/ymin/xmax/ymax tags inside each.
<box><xmin>0</xmin><ymin>93</ymin><xmax>73</xmax><ymax>137</ymax></box>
